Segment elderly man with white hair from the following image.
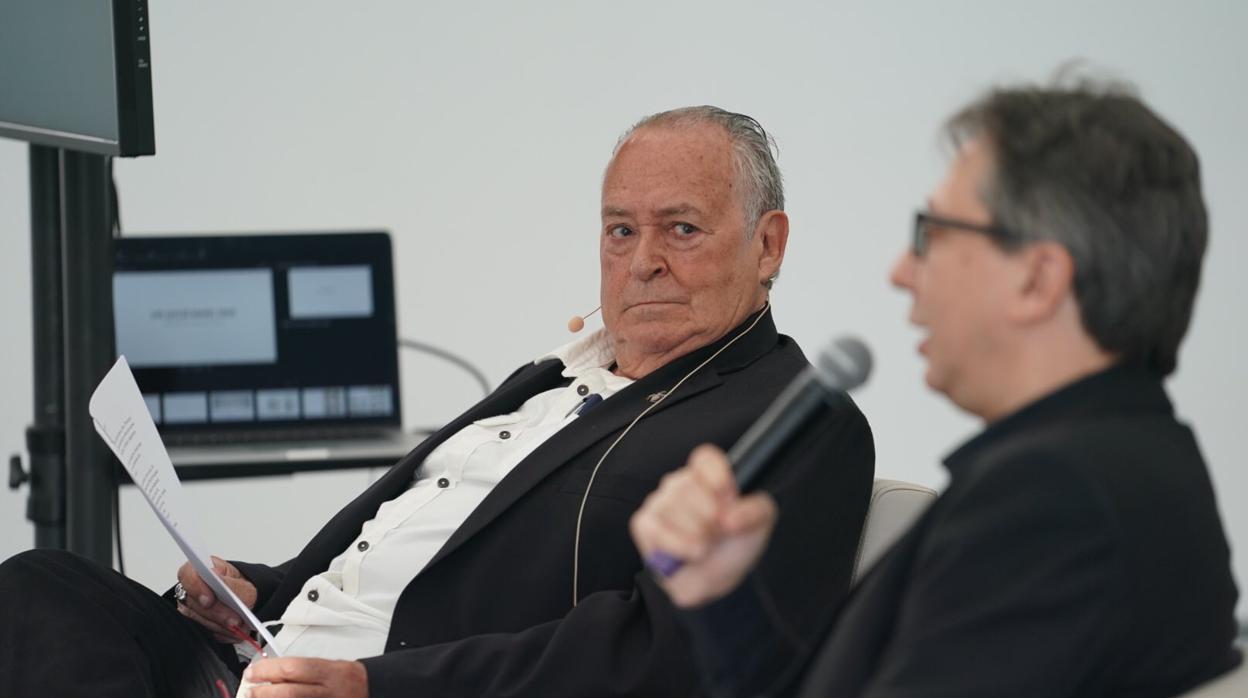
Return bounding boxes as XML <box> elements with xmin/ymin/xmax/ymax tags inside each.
<box><xmin>0</xmin><ymin>106</ymin><xmax>874</xmax><ymax>698</ymax></box>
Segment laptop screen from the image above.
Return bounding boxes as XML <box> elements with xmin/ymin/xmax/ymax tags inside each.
<box><xmin>113</xmin><ymin>232</ymin><xmax>401</xmax><ymax>438</ymax></box>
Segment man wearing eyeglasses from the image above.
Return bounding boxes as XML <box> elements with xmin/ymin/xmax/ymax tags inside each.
<box><xmin>630</xmin><ymin>79</ymin><xmax>1241</xmax><ymax>696</ymax></box>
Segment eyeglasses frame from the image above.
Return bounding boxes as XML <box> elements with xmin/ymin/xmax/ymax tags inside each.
<box><xmin>912</xmin><ymin>211</ymin><xmax>1022</xmax><ymax>257</ymax></box>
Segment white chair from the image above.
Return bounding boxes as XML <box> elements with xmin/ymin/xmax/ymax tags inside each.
<box><xmin>1180</xmin><ymin>658</ymin><xmax>1247</xmax><ymax>697</ymax></box>
<box><xmin>851</xmin><ymin>478</ymin><xmax>937</xmax><ymax>584</ymax></box>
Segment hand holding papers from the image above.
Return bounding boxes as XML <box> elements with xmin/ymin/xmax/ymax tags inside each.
<box><xmin>89</xmin><ymin>356</ymin><xmax>281</xmax><ymax>656</ymax></box>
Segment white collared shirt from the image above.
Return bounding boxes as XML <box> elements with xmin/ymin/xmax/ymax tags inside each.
<box><xmin>269</xmin><ymin>329</ymin><xmax>632</xmax><ymax>660</ymax></box>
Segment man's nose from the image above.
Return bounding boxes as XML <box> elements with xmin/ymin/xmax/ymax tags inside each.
<box><xmin>629</xmin><ymin>232</ymin><xmax>668</xmax><ymax>280</ymax></box>
<box><xmin>889</xmin><ymin>249</ymin><xmax>917</xmax><ymax>291</ymax></box>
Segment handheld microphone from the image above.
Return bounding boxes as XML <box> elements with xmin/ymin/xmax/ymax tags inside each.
<box><xmin>646</xmin><ymin>336</ymin><xmax>872</xmax><ymax>577</ymax></box>
<box><xmin>568</xmin><ymin>305</ymin><xmax>602</xmax><ymax>333</ymax></box>
<box><xmin>730</xmin><ymin>336</ymin><xmax>872</xmax><ymax>490</ymax></box>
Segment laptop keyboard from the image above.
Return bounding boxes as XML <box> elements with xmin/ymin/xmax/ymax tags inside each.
<box><xmin>163</xmin><ymin>425</ymin><xmax>396</xmax><ymax>447</ymax></box>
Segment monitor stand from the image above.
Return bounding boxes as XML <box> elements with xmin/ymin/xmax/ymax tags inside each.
<box><xmin>10</xmin><ymin>144</ymin><xmax>117</xmax><ymax>565</ymax></box>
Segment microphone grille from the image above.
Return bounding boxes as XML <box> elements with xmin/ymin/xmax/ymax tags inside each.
<box><xmin>813</xmin><ymin>336</ymin><xmax>872</xmax><ymax>391</ymax></box>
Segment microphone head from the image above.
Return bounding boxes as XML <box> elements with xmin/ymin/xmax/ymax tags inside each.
<box><xmin>567</xmin><ymin>305</ymin><xmax>600</xmax><ymax>333</ymax></box>
<box><xmin>813</xmin><ymin>336</ymin><xmax>872</xmax><ymax>392</ymax></box>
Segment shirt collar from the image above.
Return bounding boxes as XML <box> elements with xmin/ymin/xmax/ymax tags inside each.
<box><xmin>531</xmin><ymin>303</ymin><xmax>778</xmax><ymax>389</ymax></box>
<box><xmin>534</xmin><ymin>328</ymin><xmax>617</xmax><ymax>379</ymax></box>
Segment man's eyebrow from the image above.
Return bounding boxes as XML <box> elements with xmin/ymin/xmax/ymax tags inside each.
<box><xmin>656</xmin><ymin>204</ymin><xmax>703</xmax><ymax>217</ymax></box>
<box><xmin>601</xmin><ymin>203</ymin><xmax>705</xmax><ymax>218</ymax></box>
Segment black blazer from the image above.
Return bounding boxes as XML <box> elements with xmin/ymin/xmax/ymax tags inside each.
<box><xmin>688</xmin><ymin>365</ymin><xmax>1240</xmax><ymax>697</ymax></box>
<box><xmin>234</xmin><ymin>310</ymin><xmax>876</xmax><ymax>697</ymax></box>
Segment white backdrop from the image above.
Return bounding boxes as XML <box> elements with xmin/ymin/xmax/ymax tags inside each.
<box><xmin>1</xmin><ymin>1</ymin><xmax>1244</xmax><ymax>618</ymax></box>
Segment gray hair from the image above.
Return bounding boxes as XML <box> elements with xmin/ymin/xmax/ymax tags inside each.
<box><xmin>944</xmin><ymin>76</ymin><xmax>1208</xmax><ymax>376</ymax></box>
<box><xmin>614</xmin><ymin>105</ymin><xmax>784</xmax><ymax>236</ymax></box>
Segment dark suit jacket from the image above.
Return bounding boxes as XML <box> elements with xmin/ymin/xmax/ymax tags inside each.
<box><xmin>233</xmin><ymin>310</ymin><xmax>876</xmax><ymax>697</ymax></box>
<box><xmin>687</xmin><ymin>364</ymin><xmax>1240</xmax><ymax>697</ymax></box>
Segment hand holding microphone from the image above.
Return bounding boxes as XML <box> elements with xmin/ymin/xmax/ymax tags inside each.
<box><xmin>629</xmin><ymin>445</ymin><xmax>780</xmax><ymax>608</ymax></box>
<box><xmin>629</xmin><ymin>337</ymin><xmax>871</xmax><ymax>607</ymax></box>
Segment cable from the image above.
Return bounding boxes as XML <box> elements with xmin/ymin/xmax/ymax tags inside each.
<box><xmin>570</xmin><ymin>303</ymin><xmax>771</xmax><ymax>607</ymax></box>
<box><xmin>398</xmin><ymin>338</ymin><xmax>491</xmax><ymax>398</ymax></box>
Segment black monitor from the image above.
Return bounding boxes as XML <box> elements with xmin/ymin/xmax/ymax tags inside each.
<box><xmin>0</xmin><ymin>0</ymin><xmax>155</xmax><ymax>156</ymax></box>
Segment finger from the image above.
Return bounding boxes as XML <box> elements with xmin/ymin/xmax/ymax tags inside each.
<box><xmin>201</xmin><ymin>604</ymin><xmax>246</xmax><ymax>630</ymax></box>
<box><xmin>246</xmin><ymin>657</ymin><xmax>330</xmax><ymax>686</ymax></box>
<box><xmin>175</xmin><ymin>562</ymin><xmax>211</xmax><ymax>607</ymax></box>
<box><xmin>631</xmin><ymin>503</ymin><xmax>714</xmax><ymax>561</ymax></box>
<box><xmin>200</xmin><ymin>557</ymin><xmax>258</xmax><ymax>609</ymax></box>
<box><xmin>688</xmin><ymin>444</ymin><xmax>738</xmax><ymax>499</ymax></box>
<box><xmin>650</xmin><ymin>492</ymin><xmax>718</xmax><ymax>546</ymax></box>
<box><xmin>223</xmin><ymin>574</ymin><xmax>259</xmax><ymax>609</ymax></box>
<box><xmin>175</xmin><ymin>561</ymin><xmax>193</xmax><ymax>587</ymax></box>
<box><xmin>650</xmin><ymin>471</ymin><xmax>721</xmax><ymax>541</ymax></box>
<box><xmin>248</xmin><ymin>683</ymin><xmax>307</xmax><ymax>698</ymax></box>
<box><xmin>211</xmin><ymin>555</ymin><xmax>238</xmax><ymax>578</ymax></box>
<box><xmin>207</xmin><ymin>626</ymin><xmax>244</xmax><ymax>644</ymax></box>
<box><xmin>631</xmin><ymin>466</ymin><xmax>725</xmax><ymax>556</ymax></box>
<box><xmin>178</xmin><ymin>601</ymin><xmax>240</xmax><ymax>640</ymax></box>
<box><xmin>719</xmin><ymin>492</ymin><xmax>778</xmax><ymax>535</ymax></box>
<box><xmin>181</xmin><ymin>593</ymin><xmax>246</xmax><ymax>631</ymax></box>
<box><xmin>176</xmin><ymin>602</ymin><xmax>233</xmax><ymax>638</ymax></box>
<box><xmin>179</xmin><ymin>566</ymin><xmax>217</xmax><ymax>608</ymax></box>
<box><xmin>630</xmin><ymin>479</ymin><xmax>712</xmax><ymax>557</ymax></box>
<box><xmin>629</xmin><ymin>492</ymin><xmax>670</xmax><ymax>556</ymax></box>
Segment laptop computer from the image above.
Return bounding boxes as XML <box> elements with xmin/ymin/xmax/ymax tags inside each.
<box><xmin>113</xmin><ymin>231</ymin><xmax>425</xmax><ymax>473</ymax></box>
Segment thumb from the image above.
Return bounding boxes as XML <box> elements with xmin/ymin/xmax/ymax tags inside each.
<box><xmin>210</xmin><ymin>556</ymin><xmax>235</xmax><ymax>577</ymax></box>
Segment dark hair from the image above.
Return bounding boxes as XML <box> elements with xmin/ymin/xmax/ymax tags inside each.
<box><xmin>945</xmin><ymin>77</ymin><xmax>1208</xmax><ymax>375</ymax></box>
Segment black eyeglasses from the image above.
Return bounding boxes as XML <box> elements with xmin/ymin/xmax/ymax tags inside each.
<box><xmin>912</xmin><ymin>211</ymin><xmax>1019</xmax><ymax>257</ymax></box>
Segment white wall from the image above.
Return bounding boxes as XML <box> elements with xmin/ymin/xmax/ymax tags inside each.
<box><xmin>1</xmin><ymin>1</ymin><xmax>1245</xmax><ymax>617</ymax></box>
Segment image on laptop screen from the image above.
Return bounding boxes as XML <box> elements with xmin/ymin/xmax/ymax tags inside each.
<box><xmin>113</xmin><ymin>232</ymin><xmax>401</xmax><ymax>444</ymax></box>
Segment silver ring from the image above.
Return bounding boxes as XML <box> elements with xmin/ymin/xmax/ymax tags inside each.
<box><xmin>174</xmin><ymin>581</ymin><xmax>188</xmax><ymax>604</ymax></box>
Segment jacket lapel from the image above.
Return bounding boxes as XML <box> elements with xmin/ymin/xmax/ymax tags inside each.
<box><xmin>422</xmin><ymin>305</ymin><xmax>780</xmax><ymax>571</ymax></box>
<box><xmin>362</xmin><ymin>360</ymin><xmax>570</xmax><ymax>506</ymax></box>
<box><xmin>258</xmin><ymin>360</ymin><xmax>571</xmax><ymax>618</ymax></box>
<box><xmin>425</xmin><ymin>365</ymin><xmax>724</xmax><ymax>569</ymax></box>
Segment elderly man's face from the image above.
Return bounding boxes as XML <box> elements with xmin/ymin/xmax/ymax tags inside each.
<box><xmin>600</xmin><ymin>125</ymin><xmax>783</xmax><ymax>378</ymax></box>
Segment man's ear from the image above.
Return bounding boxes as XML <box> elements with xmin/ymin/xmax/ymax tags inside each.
<box><xmin>1010</xmin><ymin>241</ymin><xmax>1075</xmax><ymax>324</ymax></box>
<box><xmin>753</xmin><ymin>210</ymin><xmax>789</xmax><ymax>285</ymax></box>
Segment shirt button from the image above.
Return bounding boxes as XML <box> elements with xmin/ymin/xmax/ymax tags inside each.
<box><xmin>499</xmin><ymin>430</ymin><xmax>511</xmax><ymax>440</ymax></box>
<box><xmin>437</xmin><ymin>477</ymin><xmax>450</xmax><ymax>488</ymax></box>
<box><xmin>576</xmin><ymin>384</ymin><xmax>589</xmax><ymax>396</ymax></box>
<box><xmin>357</xmin><ymin>541</ymin><xmax>370</xmax><ymax>552</ymax></box>
<box><xmin>307</xmin><ymin>589</ymin><xmax>319</xmax><ymax>602</ymax></box>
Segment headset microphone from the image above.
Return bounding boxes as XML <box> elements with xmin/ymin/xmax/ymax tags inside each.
<box><xmin>568</xmin><ymin>305</ymin><xmax>602</xmax><ymax>333</ymax></box>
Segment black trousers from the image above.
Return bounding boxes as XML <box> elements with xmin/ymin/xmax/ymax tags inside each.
<box><xmin>0</xmin><ymin>549</ymin><xmax>243</xmax><ymax>698</ymax></box>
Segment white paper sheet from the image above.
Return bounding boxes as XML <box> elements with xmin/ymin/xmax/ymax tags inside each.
<box><xmin>89</xmin><ymin>356</ymin><xmax>281</xmax><ymax>655</ymax></box>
